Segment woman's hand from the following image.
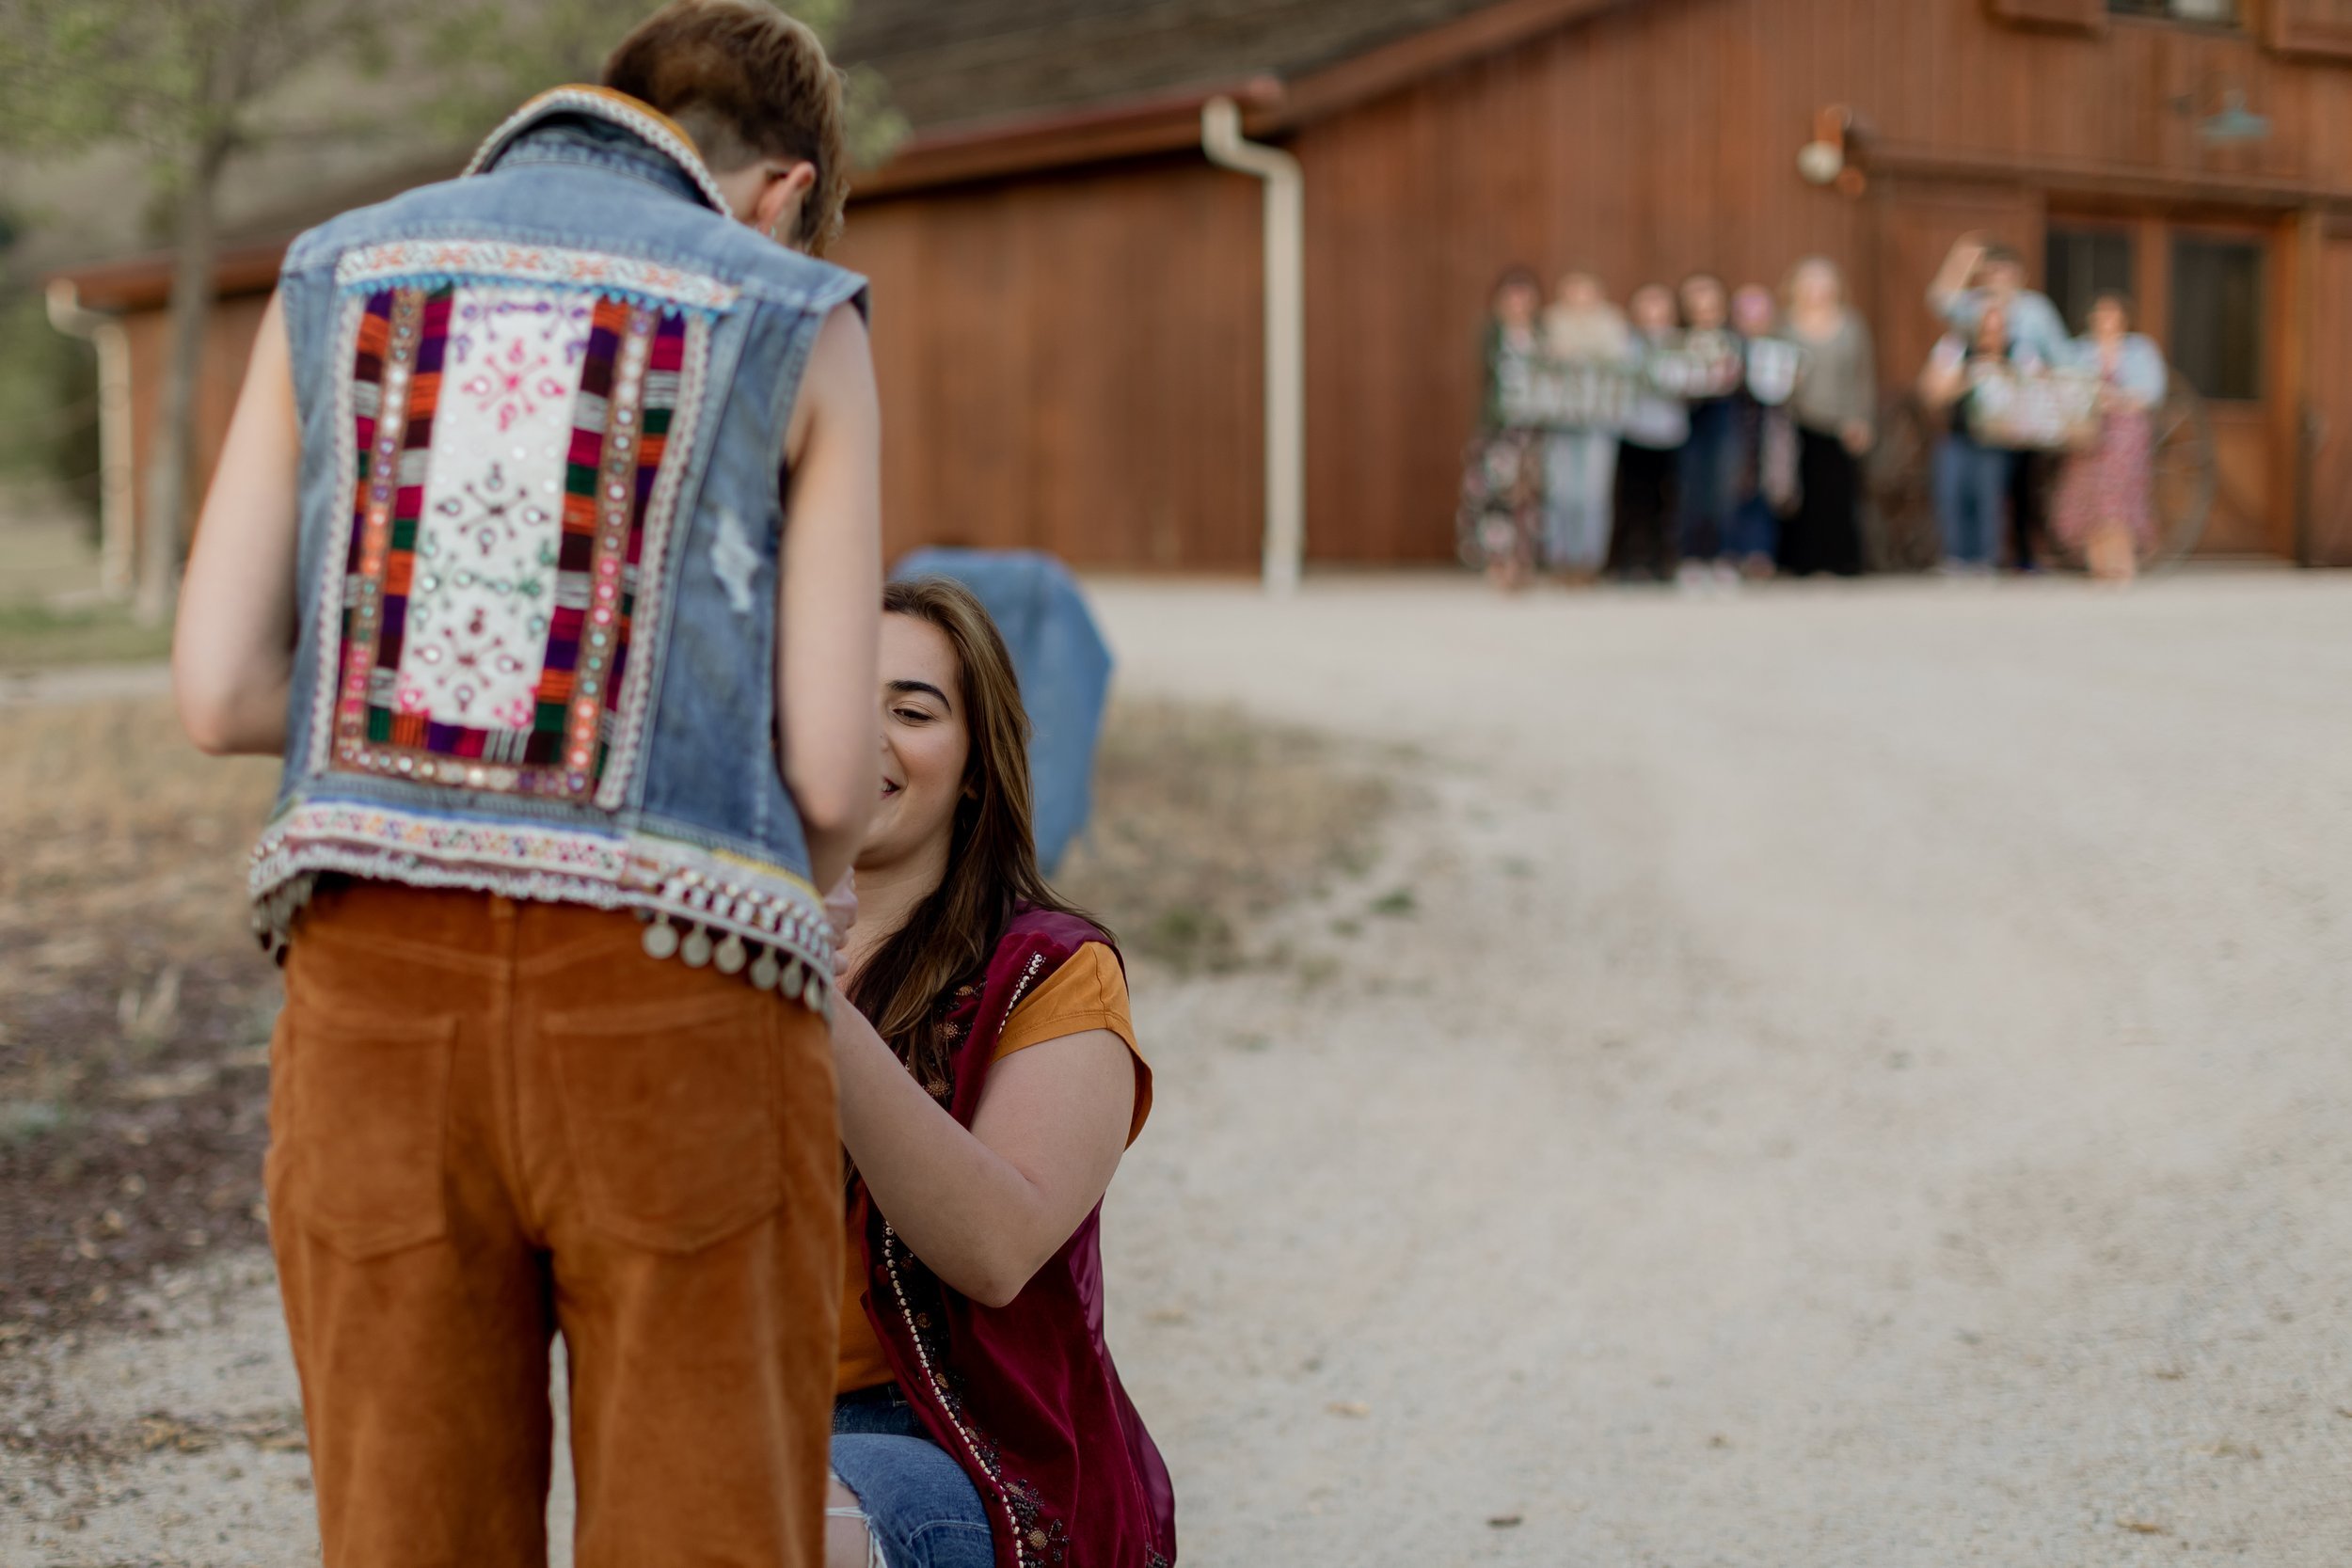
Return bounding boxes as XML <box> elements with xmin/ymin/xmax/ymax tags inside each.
<box><xmin>1840</xmin><ymin>420</ymin><xmax>1872</xmax><ymax>456</ymax></box>
<box><xmin>1928</xmin><ymin>235</ymin><xmax>1991</xmax><ymax>316</ymax></box>
<box><xmin>824</xmin><ymin>871</ymin><xmax>858</xmax><ymax>979</ymax></box>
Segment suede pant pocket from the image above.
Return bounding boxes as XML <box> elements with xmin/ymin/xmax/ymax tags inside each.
<box><xmin>544</xmin><ymin>990</ymin><xmax>782</xmax><ymax>1254</ymax></box>
<box><xmin>272</xmin><ymin>1003</ymin><xmax>459</xmax><ymax>1261</ymax></box>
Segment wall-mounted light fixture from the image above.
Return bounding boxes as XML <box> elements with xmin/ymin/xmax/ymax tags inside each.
<box><xmin>2170</xmin><ymin>76</ymin><xmax>2271</xmax><ymax>145</ymax></box>
<box><xmin>2199</xmin><ymin>87</ymin><xmax>2271</xmax><ymax>145</ymax></box>
<box><xmin>1797</xmin><ymin>106</ymin><xmax>1867</xmax><ymax>197</ymax></box>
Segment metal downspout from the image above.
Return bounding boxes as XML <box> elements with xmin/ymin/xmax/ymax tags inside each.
<box><xmin>45</xmin><ymin>280</ymin><xmax>136</xmax><ymax>600</ymax></box>
<box><xmin>1201</xmin><ymin>97</ymin><xmax>1304</xmax><ymax>595</ymax></box>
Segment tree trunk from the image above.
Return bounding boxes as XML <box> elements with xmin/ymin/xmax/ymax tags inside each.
<box><xmin>135</xmin><ymin>134</ymin><xmax>230</xmax><ymax>626</ymax></box>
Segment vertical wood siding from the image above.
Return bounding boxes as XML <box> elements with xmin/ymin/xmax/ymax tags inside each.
<box><xmin>1293</xmin><ymin>0</ymin><xmax>2352</xmax><ymax>562</ymax></box>
<box><xmin>2307</xmin><ymin>232</ymin><xmax>2352</xmax><ymax>562</ymax></box>
<box><xmin>834</xmin><ymin>157</ymin><xmax>1266</xmax><ymax>571</ymax></box>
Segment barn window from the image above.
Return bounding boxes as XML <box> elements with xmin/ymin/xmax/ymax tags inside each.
<box><xmin>2045</xmin><ymin>227</ymin><xmax>2136</xmax><ymax>334</ymax></box>
<box><xmin>2169</xmin><ymin>238</ymin><xmax>2265</xmax><ymax>402</ymax></box>
<box><xmin>2109</xmin><ymin>0</ymin><xmax>2240</xmax><ymax>23</ymax></box>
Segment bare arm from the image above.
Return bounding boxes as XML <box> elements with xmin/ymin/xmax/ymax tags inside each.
<box><xmin>1926</xmin><ymin>235</ymin><xmax>1986</xmax><ymax>321</ymax></box>
<box><xmin>833</xmin><ymin>1001</ymin><xmax>1136</xmax><ymax>1308</ymax></box>
<box><xmin>1918</xmin><ymin>337</ymin><xmax>1966</xmax><ymax>413</ymax></box>
<box><xmin>174</xmin><ymin>292</ymin><xmax>300</xmax><ymax>756</ymax></box>
<box><xmin>1843</xmin><ymin>314</ymin><xmax>1878</xmax><ymax>451</ymax></box>
<box><xmin>779</xmin><ymin>304</ymin><xmax>883</xmax><ymax>893</ymax></box>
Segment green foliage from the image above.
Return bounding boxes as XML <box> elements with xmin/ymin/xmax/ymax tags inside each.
<box><xmin>841</xmin><ymin>60</ymin><xmax>909</xmax><ymax>169</ymax></box>
<box><xmin>1</xmin><ymin>0</ymin><xmax>270</xmax><ymax>166</ymax></box>
<box><xmin>0</xmin><ymin>287</ymin><xmax>98</xmax><ymax>504</ymax></box>
<box><xmin>0</xmin><ymin>1</ymin><xmax>898</xmax><ymax>538</ymax></box>
<box><xmin>0</xmin><ymin>1</ymin><xmax>899</xmax><ymax>174</ymax></box>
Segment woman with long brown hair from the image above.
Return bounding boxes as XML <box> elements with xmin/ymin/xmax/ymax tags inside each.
<box><xmin>819</xmin><ymin>578</ymin><xmax>1173</xmax><ymax>1568</ymax></box>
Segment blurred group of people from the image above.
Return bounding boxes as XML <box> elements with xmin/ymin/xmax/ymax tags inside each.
<box><xmin>1918</xmin><ymin>235</ymin><xmax>2168</xmax><ymax>583</ymax></box>
<box><xmin>1468</xmin><ymin>258</ymin><xmax>1875</xmax><ymax>592</ymax></box>
<box><xmin>1466</xmin><ymin>236</ymin><xmax>2170</xmax><ymax>591</ymax></box>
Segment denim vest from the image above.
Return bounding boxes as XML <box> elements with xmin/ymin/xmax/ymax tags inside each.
<box><xmin>253</xmin><ymin>87</ymin><xmax>868</xmax><ymax>1008</ymax></box>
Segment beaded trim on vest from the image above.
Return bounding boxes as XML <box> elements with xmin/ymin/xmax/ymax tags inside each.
<box><xmin>876</xmin><ymin>955</ymin><xmax>1059</xmax><ymax>1567</ymax></box>
<box><xmin>250</xmin><ymin>808</ymin><xmax>833</xmax><ymax>1009</ymax></box>
<box><xmin>464</xmin><ymin>86</ymin><xmax>733</xmax><ymax>215</ymax></box>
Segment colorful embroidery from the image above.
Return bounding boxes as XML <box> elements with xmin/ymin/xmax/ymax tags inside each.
<box><xmin>594</xmin><ymin>313</ymin><xmax>710</xmax><ymax>809</ymax></box>
<box><xmin>322</xmin><ymin>283</ymin><xmax>701</xmax><ymax>801</ymax></box>
<box><xmin>249</xmin><ymin>800</ymin><xmax>834</xmax><ymax>985</ymax></box>
<box><xmin>336</xmin><ymin>240</ymin><xmax>741</xmax><ymax>317</ymax></box>
<box><xmin>1006</xmin><ymin>1480</ymin><xmax>1069</xmax><ymax>1567</ymax></box>
<box><xmin>398</xmin><ymin>283</ymin><xmax>584</xmax><ymax>734</ymax></box>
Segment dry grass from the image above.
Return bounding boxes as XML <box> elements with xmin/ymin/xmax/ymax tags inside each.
<box><xmin>1057</xmin><ymin>696</ymin><xmax>1398</xmax><ymax>974</ymax></box>
<box><xmin>0</xmin><ymin>691</ymin><xmax>1393</xmax><ymax>1340</ymax></box>
<box><xmin>0</xmin><ymin>699</ymin><xmax>277</xmax><ymax>990</ymax></box>
<box><xmin>0</xmin><ymin>603</ymin><xmax>175</xmax><ymax>673</ymax></box>
<box><xmin>0</xmin><ymin>700</ymin><xmax>279</xmax><ymax>1341</ymax></box>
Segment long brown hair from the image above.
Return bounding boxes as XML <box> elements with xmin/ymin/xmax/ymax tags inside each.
<box><xmin>843</xmin><ymin>577</ymin><xmax>1101</xmax><ymax>1095</ymax></box>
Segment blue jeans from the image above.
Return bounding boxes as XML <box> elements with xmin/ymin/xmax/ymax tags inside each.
<box><xmin>832</xmin><ymin>1386</ymin><xmax>994</xmax><ymax>1568</ymax></box>
<box><xmin>1676</xmin><ymin>399</ymin><xmax>1740</xmax><ymax>561</ymax></box>
<box><xmin>1723</xmin><ymin>494</ymin><xmax>1778</xmax><ymax>562</ymax></box>
<box><xmin>1540</xmin><ymin>428</ymin><xmax>1618</xmax><ymax>571</ymax></box>
<box><xmin>1933</xmin><ymin>434</ymin><xmax>2014</xmax><ymax>566</ymax></box>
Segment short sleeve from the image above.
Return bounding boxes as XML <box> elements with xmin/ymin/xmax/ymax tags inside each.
<box><xmin>2123</xmin><ymin>337</ymin><xmax>2169</xmax><ymax>404</ymax></box>
<box><xmin>993</xmin><ymin>942</ymin><xmax>1151</xmax><ymax>1143</ymax></box>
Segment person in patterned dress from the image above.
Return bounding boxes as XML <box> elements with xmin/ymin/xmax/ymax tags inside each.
<box><xmin>2052</xmin><ymin>293</ymin><xmax>2168</xmax><ymax>583</ymax></box>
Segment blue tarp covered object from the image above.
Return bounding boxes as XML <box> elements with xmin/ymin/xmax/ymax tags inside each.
<box><xmin>891</xmin><ymin>548</ymin><xmax>1113</xmax><ymax>875</ymax></box>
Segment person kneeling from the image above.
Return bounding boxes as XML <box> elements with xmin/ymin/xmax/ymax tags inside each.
<box><xmin>823</xmin><ymin>578</ymin><xmax>1176</xmax><ymax>1568</ymax></box>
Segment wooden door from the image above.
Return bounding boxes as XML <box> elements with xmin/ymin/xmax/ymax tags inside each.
<box><xmin>2169</xmin><ymin>220</ymin><xmax>2282</xmax><ymax>556</ymax></box>
<box><xmin>2045</xmin><ymin>210</ymin><xmax>2292</xmax><ymax>558</ymax></box>
<box><xmin>2307</xmin><ymin>230</ymin><xmax>2352</xmax><ymax>565</ymax></box>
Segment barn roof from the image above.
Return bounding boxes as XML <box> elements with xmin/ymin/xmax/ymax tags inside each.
<box><xmin>831</xmin><ymin>0</ymin><xmax>1507</xmax><ymax>134</ymax></box>
<box><xmin>48</xmin><ymin>0</ymin><xmax>1633</xmax><ymax>300</ymax></box>
<box><xmin>841</xmin><ymin>0</ymin><xmax>1631</xmax><ymax>196</ymax></box>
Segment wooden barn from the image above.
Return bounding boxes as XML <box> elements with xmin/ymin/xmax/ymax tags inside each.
<box><xmin>47</xmin><ymin>0</ymin><xmax>2352</xmax><ymax>588</ymax></box>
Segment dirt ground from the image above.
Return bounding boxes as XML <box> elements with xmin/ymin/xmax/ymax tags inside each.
<box><xmin>6</xmin><ymin>572</ymin><xmax>2352</xmax><ymax>1566</ymax></box>
<box><xmin>0</xmin><ymin>682</ymin><xmax>1391</xmax><ymax>1564</ymax></box>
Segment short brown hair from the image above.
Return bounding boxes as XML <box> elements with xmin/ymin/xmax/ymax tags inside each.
<box><xmin>603</xmin><ymin>0</ymin><xmax>850</xmax><ymax>254</ymax></box>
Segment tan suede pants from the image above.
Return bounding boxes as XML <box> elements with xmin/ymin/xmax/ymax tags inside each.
<box><xmin>267</xmin><ymin>881</ymin><xmax>839</xmax><ymax>1568</ymax></box>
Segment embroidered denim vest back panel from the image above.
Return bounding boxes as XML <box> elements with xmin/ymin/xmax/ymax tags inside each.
<box><xmin>256</xmin><ymin>88</ymin><xmax>867</xmax><ymax>1006</ymax></box>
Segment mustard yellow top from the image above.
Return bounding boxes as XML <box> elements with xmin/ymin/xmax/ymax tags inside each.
<box><xmin>836</xmin><ymin>943</ymin><xmax>1150</xmax><ymax>1393</ymax></box>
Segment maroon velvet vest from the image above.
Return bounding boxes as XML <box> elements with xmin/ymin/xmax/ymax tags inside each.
<box><xmin>850</xmin><ymin>909</ymin><xmax>1177</xmax><ymax>1568</ymax></box>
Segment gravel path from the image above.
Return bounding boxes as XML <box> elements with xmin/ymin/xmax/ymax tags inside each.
<box><xmin>7</xmin><ymin>573</ymin><xmax>2349</xmax><ymax>1566</ymax></box>
<box><xmin>1097</xmin><ymin>571</ymin><xmax>2352</xmax><ymax>1568</ymax></box>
